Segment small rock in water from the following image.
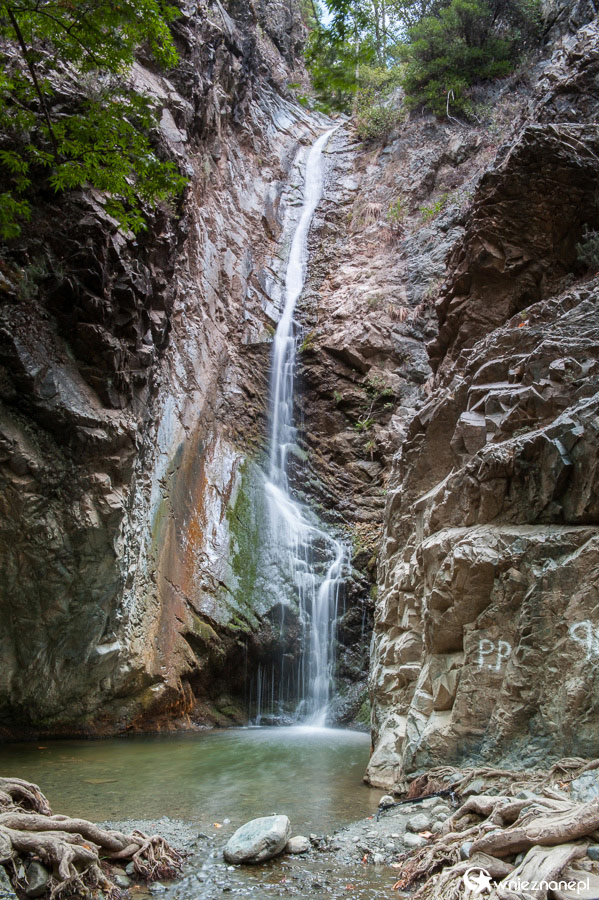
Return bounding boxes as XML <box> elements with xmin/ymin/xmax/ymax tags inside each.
<box><xmin>114</xmin><ymin>874</ymin><xmax>132</xmax><ymax>889</ymax></box>
<box><xmin>406</xmin><ymin>813</ymin><xmax>431</xmax><ymax>833</ymax></box>
<box><xmin>403</xmin><ymin>833</ymin><xmax>428</xmax><ymax>850</ymax></box>
<box><xmin>223</xmin><ymin>815</ymin><xmax>291</xmax><ymax>864</ymax></box>
<box><xmin>24</xmin><ymin>862</ymin><xmax>50</xmax><ymax>899</ymax></box>
<box><xmin>379</xmin><ymin>795</ymin><xmax>395</xmax><ymax>807</ymax></box>
<box><xmin>588</xmin><ymin>846</ymin><xmax>599</xmax><ymax>861</ymax></box>
<box><xmin>149</xmin><ymin>884</ymin><xmax>166</xmax><ymax>895</ymax></box>
<box><xmin>223</xmin><ymin>818</ymin><xmax>231</xmax><ymax>825</ymax></box>
<box><xmin>285</xmin><ymin>836</ymin><xmax>310</xmax><ymax>854</ymax></box>
<box><xmin>372</xmin><ymin>852</ymin><xmax>385</xmax><ymax>864</ymax></box>
<box><xmin>125</xmin><ymin>862</ymin><xmax>135</xmax><ymax>876</ymax></box>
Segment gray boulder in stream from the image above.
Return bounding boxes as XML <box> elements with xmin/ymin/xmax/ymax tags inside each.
<box><xmin>223</xmin><ymin>815</ymin><xmax>291</xmax><ymax>864</ymax></box>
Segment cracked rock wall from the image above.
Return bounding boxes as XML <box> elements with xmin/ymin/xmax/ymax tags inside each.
<box><xmin>368</xmin><ymin>17</ymin><xmax>599</xmax><ymax>789</ymax></box>
<box><xmin>0</xmin><ymin>0</ymin><xmax>323</xmax><ymax>736</ymax></box>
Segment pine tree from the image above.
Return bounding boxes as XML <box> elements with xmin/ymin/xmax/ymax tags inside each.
<box><xmin>400</xmin><ymin>0</ymin><xmax>541</xmax><ymax>115</ymax></box>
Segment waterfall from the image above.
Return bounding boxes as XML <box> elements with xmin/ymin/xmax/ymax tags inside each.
<box><xmin>261</xmin><ymin>127</ymin><xmax>347</xmax><ymax>728</ymax></box>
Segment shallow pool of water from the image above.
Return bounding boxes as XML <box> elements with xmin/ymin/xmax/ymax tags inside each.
<box><xmin>0</xmin><ymin>726</ymin><xmax>379</xmax><ymax>831</ymax></box>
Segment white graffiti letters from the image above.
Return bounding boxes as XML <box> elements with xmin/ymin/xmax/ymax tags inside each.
<box><xmin>569</xmin><ymin>620</ymin><xmax>599</xmax><ymax>661</ymax></box>
<box><xmin>478</xmin><ymin>638</ymin><xmax>512</xmax><ymax>671</ymax></box>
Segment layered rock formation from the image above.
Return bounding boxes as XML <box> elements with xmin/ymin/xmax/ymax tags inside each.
<box><xmin>2</xmin><ymin>0</ymin><xmax>598</xmax><ymax>766</ymax></box>
<box><xmin>368</xmin><ymin>17</ymin><xmax>599</xmax><ymax>788</ymax></box>
<box><xmin>0</xmin><ymin>0</ymin><xmax>327</xmax><ymax>735</ymax></box>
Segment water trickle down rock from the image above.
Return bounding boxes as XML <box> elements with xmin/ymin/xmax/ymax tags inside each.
<box><xmin>260</xmin><ymin>127</ymin><xmax>350</xmax><ymax>725</ymax></box>
<box><xmin>0</xmin><ymin>0</ymin><xmax>324</xmax><ymax>736</ymax></box>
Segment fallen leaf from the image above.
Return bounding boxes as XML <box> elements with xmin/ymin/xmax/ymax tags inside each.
<box><xmin>362</xmin><ymin>854</ymin><xmax>368</xmax><ymax>863</ymax></box>
<box><xmin>418</xmin><ymin>830</ymin><xmax>433</xmax><ymax>838</ymax></box>
<box><xmin>213</xmin><ymin>823</ymin><xmax>222</xmax><ymax>829</ymax></box>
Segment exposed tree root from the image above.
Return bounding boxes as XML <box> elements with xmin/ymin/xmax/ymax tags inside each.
<box><xmin>408</xmin><ymin>757</ymin><xmax>599</xmax><ymax>800</ymax></box>
<box><xmin>494</xmin><ymin>843</ymin><xmax>586</xmax><ymax>900</ymax></box>
<box><xmin>392</xmin><ymin>758</ymin><xmax>599</xmax><ymax>899</ymax></box>
<box><xmin>0</xmin><ymin>776</ymin><xmax>184</xmax><ymax>900</ymax></box>
<box><xmin>471</xmin><ymin>799</ymin><xmax>599</xmax><ymax>857</ymax></box>
<box><xmin>0</xmin><ymin>778</ymin><xmax>52</xmax><ymax>816</ymax></box>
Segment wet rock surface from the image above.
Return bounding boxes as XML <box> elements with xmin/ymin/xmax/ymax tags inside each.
<box><xmin>0</xmin><ymin>868</ymin><xmax>16</xmax><ymax>900</ymax></box>
<box><xmin>0</xmin><ymin>0</ymin><xmax>324</xmax><ymax>736</ymax></box>
<box><xmin>223</xmin><ymin>815</ymin><xmax>291</xmax><ymax>864</ymax></box>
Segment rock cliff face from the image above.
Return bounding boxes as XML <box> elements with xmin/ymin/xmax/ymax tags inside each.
<box><xmin>2</xmin><ymin>0</ymin><xmax>598</xmax><ymax>767</ymax></box>
<box><xmin>292</xmin><ymin>118</ymin><xmax>497</xmax><ymax>721</ymax></box>
<box><xmin>368</xmin><ymin>17</ymin><xmax>599</xmax><ymax>789</ymax></box>
<box><xmin>0</xmin><ymin>0</ymin><xmax>327</xmax><ymax>736</ymax></box>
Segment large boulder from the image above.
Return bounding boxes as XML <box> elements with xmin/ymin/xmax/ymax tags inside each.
<box><xmin>223</xmin><ymin>815</ymin><xmax>291</xmax><ymax>864</ymax></box>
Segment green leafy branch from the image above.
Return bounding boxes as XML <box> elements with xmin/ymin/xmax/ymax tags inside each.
<box><xmin>0</xmin><ymin>0</ymin><xmax>186</xmax><ymax>239</ymax></box>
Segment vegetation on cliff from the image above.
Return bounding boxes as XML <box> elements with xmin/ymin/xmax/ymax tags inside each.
<box><xmin>0</xmin><ymin>0</ymin><xmax>186</xmax><ymax>239</ymax></box>
<box><xmin>305</xmin><ymin>0</ymin><xmax>541</xmax><ymax>121</ymax></box>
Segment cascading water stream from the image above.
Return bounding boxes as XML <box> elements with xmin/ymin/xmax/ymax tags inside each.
<box><xmin>263</xmin><ymin>127</ymin><xmax>346</xmax><ymax>728</ymax></box>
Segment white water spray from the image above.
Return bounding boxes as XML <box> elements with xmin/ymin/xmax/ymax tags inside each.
<box><xmin>263</xmin><ymin>128</ymin><xmax>346</xmax><ymax>727</ymax></box>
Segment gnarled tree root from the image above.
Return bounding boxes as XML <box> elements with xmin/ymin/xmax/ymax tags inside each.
<box><xmin>0</xmin><ymin>777</ymin><xmax>184</xmax><ymax>900</ymax></box>
<box><xmin>393</xmin><ymin>761</ymin><xmax>599</xmax><ymax>899</ymax></box>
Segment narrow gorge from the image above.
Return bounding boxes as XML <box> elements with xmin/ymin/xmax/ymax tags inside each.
<box><xmin>2</xmin><ymin>0</ymin><xmax>599</xmax><ymax>896</ymax></box>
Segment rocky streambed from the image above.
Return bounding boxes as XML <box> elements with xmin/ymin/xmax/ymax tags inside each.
<box><xmin>99</xmin><ymin>804</ymin><xmax>441</xmax><ymax>900</ymax></box>
<box><xmin>100</xmin><ymin>759</ymin><xmax>599</xmax><ymax>900</ymax></box>
<box><xmin>3</xmin><ymin>753</ymin><xmax>599</xmax><ymax>899</ymax></box>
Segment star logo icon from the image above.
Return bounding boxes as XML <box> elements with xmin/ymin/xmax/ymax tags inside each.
<box><xmin>463</xmin><ymin>867</ymin><xmax>493</xmax><ymax>895</ymax></box>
